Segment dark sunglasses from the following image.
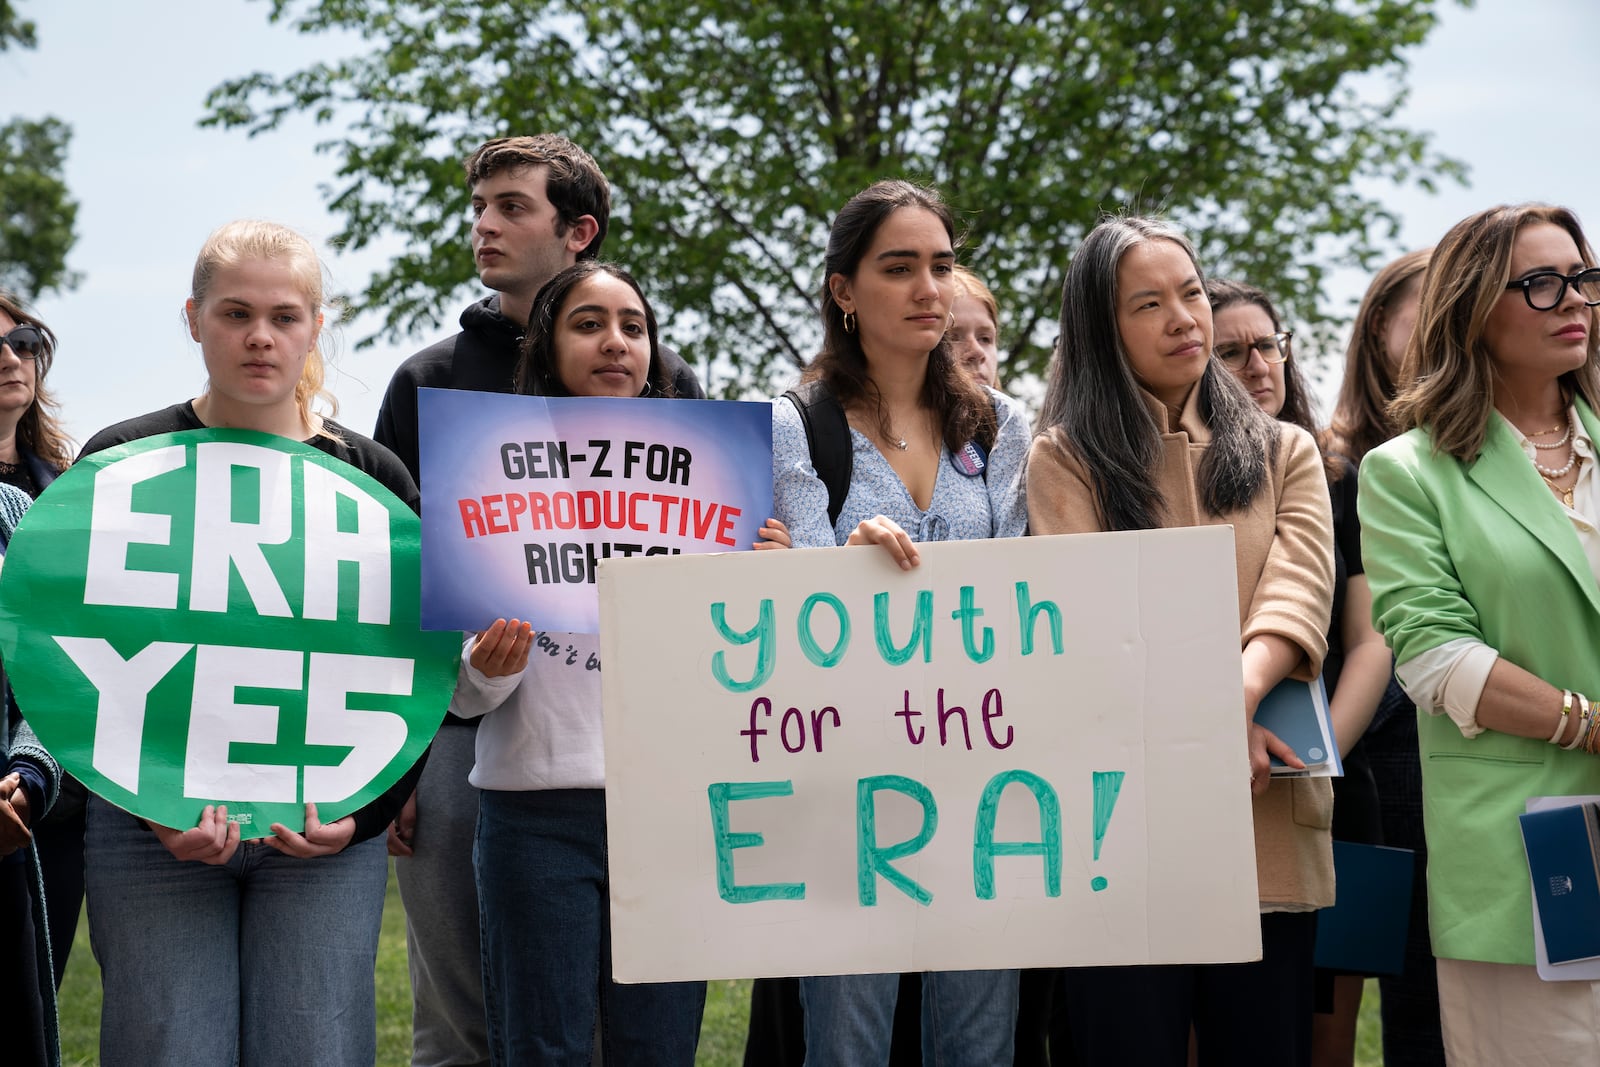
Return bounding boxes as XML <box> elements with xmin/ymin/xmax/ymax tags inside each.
<box><xmin>0</xmin><ymin>325</ymin><xmax>47</xmax><ymax>361</ymax></box>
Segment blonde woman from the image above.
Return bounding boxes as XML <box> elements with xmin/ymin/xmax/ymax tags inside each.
<box><xmin>79</xmin><ymin>221</ymin><xmax>421</xmax><ymax>1066</ymax></box>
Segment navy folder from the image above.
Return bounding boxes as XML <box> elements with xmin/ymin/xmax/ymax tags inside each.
<box><xmin>1313</xmin><ymin>841</ymin><xmax>1415</xmax><ymax>975</ymax></box>
<box><xmin>1519</xmin><ymin>802</ymin><xmax>1600</xmax><ymax>965</ymax></box>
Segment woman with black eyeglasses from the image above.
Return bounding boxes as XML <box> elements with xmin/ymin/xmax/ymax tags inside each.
<box><xmin>0</xmin><ymin>292</ymin><xmax>82</xmax><ymax>1001</ymax></box>
<box><xmin>1359</xmin><ymin>205</ymin><xmax>1600</xmax><ymax>1061</ymax></box>
<box><xmin>1209</xmin><ymin>279</ymin><xmax>1392</xmax><ymax>1067</ymax></box>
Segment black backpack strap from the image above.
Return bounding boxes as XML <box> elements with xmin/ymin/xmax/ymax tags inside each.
<box><xmin>782</xmin><ymin>380</ymin><xmax>852</xmax><ymax>527</ymax></box>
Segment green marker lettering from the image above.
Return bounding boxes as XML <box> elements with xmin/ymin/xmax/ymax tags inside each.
<box><xmin>857</xmin><ymin>774</ymin><xmax>938</xmax><ymax>906</ymax></box>
<box><xmin>950</xmin><ymin>585</ymin><xmax>995</xmax><ymax>664</ymax></box>
<box><xmin>710</xmin><ymin>599</ymin><xmax>775</xmax><ymax>692</ymax></box>
<box><xmin>873</xmin><ymin>589</ymin><xmax>933</xmax><ymax>665</ymax></box>
<box><xmin>797</xmin><ymin>592</ymin><xmax>850</xmax><ymax>668</ymax></box>
<box><xmin>972</xmin><ymin>770</ymin><xmax>1062</xmax><ymax>899</ymax></box>
<box><xmin>1014</xmin><ymin>582</ymin><xmax>1063</xmax><ymax>656</ymax></box>
<box><xmin>707</xmin><ymin>780</ymin><xmax>805</xmax><ymax>903</ymax></box>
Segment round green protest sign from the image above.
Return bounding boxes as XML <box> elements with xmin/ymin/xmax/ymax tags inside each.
<box><xmin>0</xmin><ymin>429</ymin><xmax>461</xmax><ymax>839</ymax></box>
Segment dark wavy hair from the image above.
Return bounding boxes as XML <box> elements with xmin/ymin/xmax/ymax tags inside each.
<box><xmin>0</xmin><ymin>289</ymin><xmax>73</xmax><ymax>470</ymax></box>
<box><xmin>465</xmin><ymin>135</ymin><xmax>610</xmax><ymax>259</ymax></box>
<box><xmin>1037</xmin><ymin>216</ymin><xmax>1279</xmax><ymax>532</ymax></box>
<box><xmin>1206</xmin><ymin>278</ymin><xmax>1340</xmax><ymax>482</ymax></box>
<box><xmin>803</xmin><ymin>180</ymin><xmax>996</xmax><ymax>452</ymax></box>
<box><xmin>514</xmin><ymin>261</ymin><xmax>675</xmax><ymax>398</ymax></box>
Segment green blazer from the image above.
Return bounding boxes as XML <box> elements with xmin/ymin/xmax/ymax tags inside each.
<box><xmin>1359</xmin><ymin>399</ymin><xmax>1600</xmax><ymax>965</ymax></box>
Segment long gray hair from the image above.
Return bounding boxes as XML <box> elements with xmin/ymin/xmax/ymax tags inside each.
<box><xmin>1037</xmin><ymin>216</ymin><xmax>1278</xmax><ymax>531</ymax></box>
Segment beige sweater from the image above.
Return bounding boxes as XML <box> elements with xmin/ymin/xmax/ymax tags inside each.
<box><xmin>1027</xmin><ymin>387</ymin><xmax>1336</xmax><ymax>908</ymax></box>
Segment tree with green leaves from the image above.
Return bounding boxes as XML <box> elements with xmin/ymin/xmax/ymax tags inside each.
<box><xmin>205</xmin><ymin>0</ymin><xmax>1464</xmax><ymax>391</ymax></box>
<box><xmin>0</xmin><ymin>0</ymin><xmax>79</xmax><ymax>299</ymax></box>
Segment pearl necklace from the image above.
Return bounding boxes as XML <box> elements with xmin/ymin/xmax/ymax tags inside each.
<box><xmin>1533</xmin><ymin>409</ymin><xmax>1581</xmax><ymax>478</ymax></box>
<box><xmin>1534</xmin><ymin>446</ymin><xmax>1579</xmax><ymax>479</ymax></box>
<box><xmin>1530</xmin><ymin>422</ymin><xmax>1574</xmax><ymax>450</ymax></box>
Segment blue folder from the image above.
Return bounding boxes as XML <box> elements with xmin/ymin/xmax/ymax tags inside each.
<box><xmin>1519</xmin><ymin>802</ymin><xmax>1600</xmax><ymax>965</ymax></box>
<box><xmin>1313</xmin><ymin>841</ymin><xmax>1415</xmax><ymax>975</ymax></box>
<box><xmin>1253</xmin><ymin>675</ymin><xmax>1341</xmax><ymax>776</ymax></box>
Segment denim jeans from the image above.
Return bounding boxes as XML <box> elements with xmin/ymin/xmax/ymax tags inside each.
<box><xmin>799</xmin><ymin>968</ymin><xmax>1020</xmax><ymax>1066</ymax></box>
<box><xmin>474</xmin><ymin>787</ymin><xmax>705</xmax><ymax>1066</ymax></box>
<box><xmin>85</xmin><ymin>796</ymin><xmax>387</xmax><ymax>1067</ymax></box>
<box><xmin>395</xmin><ymin>723</ymin><xmax>489</xmax><ymax>1066</ymax></box>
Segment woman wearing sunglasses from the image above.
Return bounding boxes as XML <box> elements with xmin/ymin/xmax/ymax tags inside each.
<box><xmin>0</xmin><ymin>295</ymin><xmax>69</xmax><ymax>507</ymax></box>
<box><xmin>1360</xmin><ymin>204</ymin><xmax>1600</xmax><ymax>1061</ymax></box>
<box><xmin>0</xmin><ymin>292</ymin><xmax>81</xmax><ymax>996</ymax></box>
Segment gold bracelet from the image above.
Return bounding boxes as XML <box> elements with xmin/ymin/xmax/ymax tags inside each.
<box><xmin>1552</xmin><ymin>689</ymin><xmax>1575</xmax><ymax>745</ymax></box>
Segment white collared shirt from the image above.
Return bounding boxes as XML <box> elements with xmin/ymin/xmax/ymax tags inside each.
<box><xmin>1395</xmin><ymin>409</ymin><xmax>1600</xmax><ymax>737</ymax></box>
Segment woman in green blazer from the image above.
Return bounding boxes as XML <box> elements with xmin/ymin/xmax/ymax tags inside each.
<box><xmin>1359</xmin><ymin>203</ymin><xmax>1600</xmax><ymax>1063</ymax></box>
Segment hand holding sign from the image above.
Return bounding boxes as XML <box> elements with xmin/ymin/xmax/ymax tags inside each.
<box><xmin>152</xmin><ymin>803</ymin><xmax>240</xmax><ymax>865</ymax></box>
<box><xmin>470</xmin><ymin>618</ymin><xmax>535</xmax><ymax>678</ymax></box>
<box><xmin>267</xmin><ymin>803</ymin><xmax>356</xmax><ymax>858</ymax></box>
<box><xmin>844</xmin><ymin>514</ymin><xmax>921</xmax><ymax>570</ymax></box>
<box><xmin>752</xmin><ymin>518</ymin><xmax>792</xmax><ymax>552</ymax></box>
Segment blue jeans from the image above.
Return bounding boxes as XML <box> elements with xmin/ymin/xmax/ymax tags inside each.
<box><xmin>395</xmin><ymin>723</ymin><xmax>488</xmax><ymax>1067</ymax></box>
<box><xmin>799</xmin><ymin>968</ymin><xmax>1020</xmax><ymax>1066</ymax></box>
<box><xmin>475</xmin><ymin>787</ymin><xmax>705</xmax><ymax>1066</ymax></box>
<box><xmin>84</xmin><ymin>796</ymin><xmax>387</xmax><ymax>1066</ymax></box>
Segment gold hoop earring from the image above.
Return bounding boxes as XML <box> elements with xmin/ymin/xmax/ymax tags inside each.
<box><xmin>843</xmin><ymin>311</ymin><xmax>857</xmax><ymax>334</ymax></box>
<box><xmin>947</xmin><ymin>312</ymin><xmax>956</xmax><ymax>332</ymax></box>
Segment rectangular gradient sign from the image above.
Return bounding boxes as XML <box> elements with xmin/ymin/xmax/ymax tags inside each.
<box><xmin>419</xmin><ymin>388</ymin><xmax>773</xmax><ymax>633</ymax></box>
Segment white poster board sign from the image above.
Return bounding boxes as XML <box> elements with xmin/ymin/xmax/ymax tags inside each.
<box><xmin>599</xmin><ymin>526</ymin><xmax>1261</xmax><ymax>982</ymax></box>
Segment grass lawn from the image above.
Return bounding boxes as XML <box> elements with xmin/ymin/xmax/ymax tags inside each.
<box><xmin>56</xmin><ymin>863</ymin><xmax>1387</xmax><ymax>1065</ymax></box>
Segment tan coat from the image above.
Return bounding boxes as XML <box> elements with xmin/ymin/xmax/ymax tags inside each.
<box><xmin>1027</xmin><ymin>387</ymin><xmax>1336</xmax><ymax>908</ymax></box>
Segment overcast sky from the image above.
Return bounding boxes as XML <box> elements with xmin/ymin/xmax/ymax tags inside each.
<box><xmin>10</xmin><ymin>0</ymin><xmax>1599</xmax><ymax>445</ymax></box>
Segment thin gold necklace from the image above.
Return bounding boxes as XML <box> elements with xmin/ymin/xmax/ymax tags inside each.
<box><xmin>1541</xmin><ymin>462</ymin><xmax>1580</xmax><ymax>509</ymax></box>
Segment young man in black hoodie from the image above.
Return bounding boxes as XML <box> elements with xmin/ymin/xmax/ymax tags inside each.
<box><xmin>374</xmin><ymin>134</ymin><xmax>705</xmax><ymax>1067</ymax></box>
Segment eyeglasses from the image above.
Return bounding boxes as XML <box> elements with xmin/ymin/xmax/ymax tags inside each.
<box><xmin>0</xmin><ymin>325</ymin><xmax>46</xmax><ymax>362</ymax></box>
<box><xmin>1214</xmin><ymin>331</ymin><xmax>1292</xmax><ymax>369</ymax></box>
<box><xmin>1504</xmin><ymin>268</ymin><xmax>1600</xmax><ymax>311</ymax></box>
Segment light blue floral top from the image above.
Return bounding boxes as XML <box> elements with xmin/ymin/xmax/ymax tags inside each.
<box><xmin>771</xmin><ymin>387</ymin><xmax>1030</xmax><ymax>549</ymax></box>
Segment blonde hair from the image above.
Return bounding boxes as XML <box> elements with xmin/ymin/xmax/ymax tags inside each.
<box><xmin>190</xmin><ymin>220</ymin><xmax>339</xmax><ymax>438</ymax></box>
<box><xmin>951</xmin><ymin>264</ymin><xmax>999</xmax><ymax>330</ymax></box>
<box><xmin>1390</xmin><ymin>205</ymin><xmax>1600</xmax><ymax>461</ymax></box>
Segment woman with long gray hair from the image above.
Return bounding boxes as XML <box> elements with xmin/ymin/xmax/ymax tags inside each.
<box><xmin>1027</xmin><ymin>216</ymin><xmax>1334</xmax><ymax>1065</ymax></box>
